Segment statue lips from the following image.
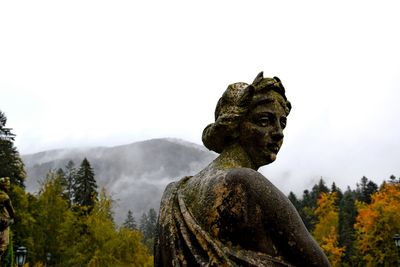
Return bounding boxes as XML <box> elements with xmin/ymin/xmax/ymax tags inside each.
<box><xmin>266</xmin><ymin>143</ymin><xmax>280</xmax><ymax>154</ymax></box>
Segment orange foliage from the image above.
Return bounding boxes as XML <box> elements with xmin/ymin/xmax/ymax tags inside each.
<box><xmin>354</xmin><ymin>182</ymin><xmax>400</xmax><ymax>266</ymax></box>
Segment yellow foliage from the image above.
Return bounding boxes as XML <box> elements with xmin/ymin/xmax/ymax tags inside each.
<box><xmin>312</xmin><ymin>192</ymin><xmax>344</xmax><ymax>266</ymax></box>
<box><xmin>354</xmin><ymin>182</ymin><xmax>400</xmax><ymax>266</ymax></box>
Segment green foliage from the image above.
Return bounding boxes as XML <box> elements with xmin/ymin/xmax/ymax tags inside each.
<box><xmin>0</xmin><ymin>111</ymin><xmax>154</xmax><ymax>266</ymax></box>
<box><xmin>0</xmin><ymin>110</ymin><xmax>30</xmax><ymax>265</ymax></box>
<box><xmin>355</xmin><ymin>176</ymin><xmax>378</xmax><ymax>204</ymax></box>
<box><xmin>291</xmin><ymin>178</ymin><xmax>330</xmax><ymax>231</ymax></box>
<box><xmin>0</xmin><ymin>231</ymin><xmax>13</xmax><ymax>267</ymax></box>
<box><xmin>338</xmin><ymin>186</ymin><xmax>358</xmax><ymax>265</ymax></box>
<box><xmin>0</xmin><ymin>110</ymin><xmax>25</xmax><ymax>187</ymax></box>
<box><xmin>9</xmin><ymin>185</ymin><xmax>35</xmax><ymax>258</ymax></box>
<box><xmin>24</xmin><ymin>172</ymin><xmax>153</xmax><ymax>266</ymax></box>
<box><xmin>29</xmin><ymin>170</ymin><xmax>72</xmax><ymax>264</ymax></box>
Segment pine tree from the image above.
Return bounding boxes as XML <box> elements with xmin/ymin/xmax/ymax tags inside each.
<box><xmin>64</xmin><ymin>160</ymin><xmax>77</xmax><ymax>207</ymax></box>
<box><xmin>147</xmin><ymin>208</ymin><xmax>157</xmax><ymax>239</ymax></box>
<box><xmin>139</xmin><ymin>212</ymin><xmax>148</xmax><ymax>235</ymax></box>
<box><xmin>139</xmin><ymin>208</ymin><xmax>157</xmax><ymax>252</ymax></box>
<box><xmin>0</xmin><ymin>110</ymin><xmax>25</xmax><ymax>187</ymax></box>
<box><xmin>123</xmin><ymin>210</ymin><xmax>137</xmax><ymax>230</ymax></box>
<box><xmin>330</xmin><ymin>182</ymin><xmax>343</xmax><ymax>206</ymax></box>
<box><xmin>0</xmin><ymin>110</ymin><xmax>29</xmax><ymax>261</ymax></box>
<box><xmin>74</xmin><ymin>158</ymin><xmax>98</xmax><ymax>209</ymax></box>
<box><xmin>356</xmin><ymin>176</ymin><xmax>378</xmax><ymax>204</ymax></box>
<box><xmin>288</xmin><ymin>191</ymin><xmax>300</xmax><ymax>210</ymax></box>
<box><xmin>338</xmin><ymin>186</ymin><xmax>358</xmax><ymax>265</ymax></box>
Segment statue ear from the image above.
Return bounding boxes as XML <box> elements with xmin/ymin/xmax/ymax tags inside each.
<box><xmin>252</xmin><ymin>71</ymin><xmax>264</xmax><ymax>85</ymax></box>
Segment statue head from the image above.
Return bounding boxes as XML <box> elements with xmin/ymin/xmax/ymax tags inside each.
<box><xmin>202</xmin><ymin>72</ymin><xmax>291</xmax><ymax>168</ymax></box>
<box><xmin>0</xmin><ymin>177</ymin><xmax>10</xmax><ymax>191</ymax></box>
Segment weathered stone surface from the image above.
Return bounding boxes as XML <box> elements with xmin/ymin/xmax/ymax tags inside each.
<box><xmin>155</xmin><ymin>72</ymin><xmax>331</xmax><ymax>266</ymax></box>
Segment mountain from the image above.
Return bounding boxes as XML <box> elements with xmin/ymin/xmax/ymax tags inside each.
<box><xmin>22</xmin><ymin>138</ymin><xmax>217</xmax><ymax>224</ymax></box>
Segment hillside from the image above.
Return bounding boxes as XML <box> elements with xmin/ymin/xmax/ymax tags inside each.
<box><xmin>22</xmin><ymin>138</ymin><xmax>217</xmax><ymax>223</ymax></box>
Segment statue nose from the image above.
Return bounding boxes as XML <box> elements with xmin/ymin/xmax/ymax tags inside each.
<box><xmin>271</xmin><ymin>126</ymin><xmax>284</xmax><ymax>142</ymax></box>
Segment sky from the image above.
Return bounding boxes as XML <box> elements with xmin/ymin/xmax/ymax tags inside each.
<box><xmin>1</xmin><ymin>0</ymin><xmax>399</xmax><ymax>194</ymax></box>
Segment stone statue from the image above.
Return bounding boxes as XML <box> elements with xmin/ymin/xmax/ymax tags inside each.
<box><xmin>155</xmin><ymin>72</ymin><xmax>331</xmax><ymax>267</ymax></box>
<box><xmin>0</xmin><ymin>177</ymin><xmax>14</xmax><ymax>261</ymax></box>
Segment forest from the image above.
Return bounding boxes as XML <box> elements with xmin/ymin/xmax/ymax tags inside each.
<box><xmin>1</xmin><ymin>109</ymin><xmax>399</xmax><ymax>267</ymax></box>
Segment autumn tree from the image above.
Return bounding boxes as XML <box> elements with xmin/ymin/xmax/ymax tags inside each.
<box><xmin>354</xmin><ymin>182</ymin><xmax>400</xmax><ymax>266</ymax></box>
<box><xmin>312</xmin><ymin>192</ymin><xmax>344</xmax><ymax>266</ymax></box>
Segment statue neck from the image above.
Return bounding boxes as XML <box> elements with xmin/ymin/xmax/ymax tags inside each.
<box><xmin>213</xmin><ymin>143</ymin><xmax>257</xmax><ymax>170</ymax></box>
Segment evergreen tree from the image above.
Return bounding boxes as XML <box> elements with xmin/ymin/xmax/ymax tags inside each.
<box><xmin>356</xmin><ymin>176</ymin><xmax>378</xmax><ymax>204</ymax></box>
<box><xmin>147</xmin><ymin>208</ymin><xmax>157</xmax><ymax>239</ymax></box>
<box><xmin>74</xmin><ymin>158</ymin><xmax>98</xmax><ymax>209</ymax></box>
<box><xmin>0</xmin><ymin>111</ymin><xmax>14</xmax><ymax>140</ymax></box>
<box><xmin>338</xmin><ymin>186</ymin><xmax>358</xmax><ymax>265</ymax></box>
<box><xmin>310</xmin><ymin>178</ymin><xmax>330</xmax><ymax>204</ymax></box>
<box><xmin>299</xmin><ymin>189</ymin><xmax>315</xmax><ymax>230</ymax></box>
<box><xmin>123</xmin><ymin>210</ymin><xmax>137</xmax><ymax>230</ymax></box>
<box><xmin>139</xmin><ymin>212</ymin><xmax>148</xmax><ymax>235</ymax></box>
<box><xmin>288</xmin><ymin>191</ymin><xmax>300</xmax><ymax>210</ymax></box>
<box><xmin>64</xmin><ymin>160</ymin><xmax>77</xmax><ymax>207</ymax></box>
<box><xmin>0</xmin><ymin>110</ymin><xmax>30</xmax><ymax>262</ymax></box>
<box><xmin>139</xmin><ymin>208</ymin><xmax>157</xmax><ymax>252</ymax></box>
<box><xmin>330</xmin><ymin>182</ymin><xmax>343</xmax><ymax>206</ymax></box>
<box><xmin>389</xmin><ymin>174</ymin><xmax>398</xmax><ymax>184</ymax></box>
<box><xmin>0</xmin><ymin>110</ymin><xmax>25</xmax><ymax>187</ymax></box>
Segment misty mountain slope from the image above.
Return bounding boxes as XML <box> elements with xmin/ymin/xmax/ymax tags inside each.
<box><xmin>22</xmin><ymin>138</ymin><xmax>217</xmax><ymax>223</ymax></box>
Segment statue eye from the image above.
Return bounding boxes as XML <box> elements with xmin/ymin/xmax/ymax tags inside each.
<box><xmin>257</xmin><ymin>115</ymin><xmax>271</xmax><ymax>127</ymax></box>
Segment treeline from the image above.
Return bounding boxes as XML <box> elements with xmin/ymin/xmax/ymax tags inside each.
<box><xmin>21</xmin><ymin>159</ymin><xmax>157</xmax><ymax>266</ymax></box>
<box><xmin>289</xmin><ymin>176</ymin><xmax>400</xmax><ymax>266</ymax></box>
<box><xmin>0</xmin><ymin>110</ymin><xmax>155</xmax><ymax>267</ymax></box>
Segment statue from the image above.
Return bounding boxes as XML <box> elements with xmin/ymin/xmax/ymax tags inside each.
<box><xmin>0</xmin><ymin>177</ymin><xmax>14</xmax><ymax>261</ymax></box>
<box><xmin>155</xmin><ymin>72</ymin><xmax>331</xmax><ymax>267</ymax></box>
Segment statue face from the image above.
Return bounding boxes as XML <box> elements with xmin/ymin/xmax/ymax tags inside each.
<box><xmin>239</xmin><ymin>90</ymin><xmax>288</xmax><ymax>169</ymax></box>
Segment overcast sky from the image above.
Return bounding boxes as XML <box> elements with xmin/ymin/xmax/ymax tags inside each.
<box><xmin>1</xmin><ymin>1</ymin><xmax>399</xmax><ymax>194</ymax></box>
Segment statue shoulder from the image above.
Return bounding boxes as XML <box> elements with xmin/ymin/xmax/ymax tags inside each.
<box><xmin>227</xmin><ymin>167</ymin><xmax>263</xmax><ymax>177</ymax></box>
<box><xmin>225</xmin><ymin>167</ymin><xmax>270</xmax><ymax>185</ymax></box>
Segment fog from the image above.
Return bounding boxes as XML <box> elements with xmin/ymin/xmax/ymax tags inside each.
<box><xmin>2</xmin><ymin>1</ymin><xmax>400</xmax><ymax>195</ymax></box>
